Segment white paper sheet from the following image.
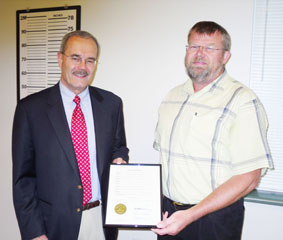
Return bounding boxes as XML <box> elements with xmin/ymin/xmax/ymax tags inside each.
<box><xmin>105</xmin><ymin>164</ymin><xmax>161</xmax><ymax>227</ymax></box>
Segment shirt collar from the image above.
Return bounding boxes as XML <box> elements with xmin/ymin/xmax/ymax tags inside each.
<box><xmin>59</xmin><ymin>81</ymin><xmax>89</xmax><ymax>103</ymax></box>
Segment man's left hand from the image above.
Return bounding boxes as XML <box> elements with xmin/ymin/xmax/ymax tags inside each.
<box><xmin>112</xmin><ymin>157</ymin><xmax>127</xmax><ymax>164</ymax></box>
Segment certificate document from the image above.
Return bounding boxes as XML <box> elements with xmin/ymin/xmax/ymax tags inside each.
<box><xmin>105</xmin><ymin>164</ymin><xmax>162</xmax><ymax>228</ymax></box>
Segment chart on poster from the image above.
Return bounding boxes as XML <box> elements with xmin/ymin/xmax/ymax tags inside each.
<box><xmin>17</xmin><ymin>6</ymin><xmax>81</xmax><ymax>101</ymax></box>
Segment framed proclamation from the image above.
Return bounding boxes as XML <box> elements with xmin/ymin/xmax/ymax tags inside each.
<box><xmin>16</xmin><ymin>5</ymin><xmax>81</xmax><ymax>101</ymax></box>
<box><xmin>105</xmin><ymin>164</ymin><xmax>162</xmax><ymax>228</ymax></box>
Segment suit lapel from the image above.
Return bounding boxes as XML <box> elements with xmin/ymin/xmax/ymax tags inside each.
<box><xmin>89</xmin><ymin>87</ymin><xmax>105</xmax><ymax>178</ymax></box>
<box><xmin>46</xmin><ymin>84</ymin><xmax>80</xmax><ymax>178</ymax></box>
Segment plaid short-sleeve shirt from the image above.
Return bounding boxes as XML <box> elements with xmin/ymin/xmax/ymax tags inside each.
<box><xmin>154</xmin><ymin>72</ymin><xmax>274</xmax><ymax>204</ymax></box>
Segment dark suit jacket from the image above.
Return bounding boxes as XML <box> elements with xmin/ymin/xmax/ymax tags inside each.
<box><xmin>12</xmin><ymin>83</ymin><xmax>129</xmax><ymax>240</ymax></box>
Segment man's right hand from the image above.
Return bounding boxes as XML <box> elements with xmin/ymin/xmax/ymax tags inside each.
<box><xmin>32</xmin><ymin>235</ymin><xmax>48</xmax><ymax>240</ymax></box>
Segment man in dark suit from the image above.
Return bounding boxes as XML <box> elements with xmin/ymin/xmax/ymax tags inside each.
<box><xmin>12</xmin><ymin>30</ymin><xmax>129</xmax><ymax>240</ymax></box>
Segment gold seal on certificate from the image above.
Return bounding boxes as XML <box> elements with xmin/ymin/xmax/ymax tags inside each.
<box><xmin>115</xmin><ymin>203</ymin><xmax>127</xmax><ymax>215</ymax></box>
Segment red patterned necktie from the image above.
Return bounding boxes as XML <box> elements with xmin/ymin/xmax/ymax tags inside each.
<box><xmin>71</xmin><ymin>96</ymin><xmax>92</xmax><ymax>206</ymax></box>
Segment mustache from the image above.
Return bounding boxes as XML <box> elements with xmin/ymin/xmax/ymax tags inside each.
<box><xmin>193</xmin><ymin>56</ymin><xmax>207</xmax><ymax>63</ymax></box>
<box><xmin>72</xmin><ymin>70</ymin><xmax>89</xmax><ymax>77</ymax></box>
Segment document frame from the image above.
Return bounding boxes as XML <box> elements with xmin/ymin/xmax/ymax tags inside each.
<box><xmin>105</xmin><ymin>163</ymin><xmax>162</xmax><ymax>228</ymax></box>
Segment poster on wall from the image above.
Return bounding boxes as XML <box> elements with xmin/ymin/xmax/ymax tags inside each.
<box><xmin>16</xmin><ymin>5</ymin><xmax>81</xmax><ymax>101</ymax></box>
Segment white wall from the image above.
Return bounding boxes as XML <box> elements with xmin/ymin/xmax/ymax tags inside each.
<box><xmin>1</xmin><ymin>0</ymin><xmax>282</xmax><ymax>239</ymax></box>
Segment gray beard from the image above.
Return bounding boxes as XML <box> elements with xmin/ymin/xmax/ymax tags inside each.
<box><xmin>186</xmin><ymin>66</ymin><xmax>211</xmax><ymax>84</ymax></box>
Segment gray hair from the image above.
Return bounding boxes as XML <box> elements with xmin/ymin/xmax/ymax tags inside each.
<box><xmin>60</xmin><ymin>30</ymin><xmax>100</xmax><ymax>55</ymax></box>
<box><xmin>188</xmin><ymin>21</ymin><xmax>231</xmax><ymax>51</ymax></box>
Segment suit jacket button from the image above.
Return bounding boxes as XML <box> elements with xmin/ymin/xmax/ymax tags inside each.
<box><xmin>77</xmin><ymin>208</ymin><xmax>81</xmax><ymax>213</ymax></box>
<box><xmin>78</xmin><ymin>185</ymin><xmax>82</xmax><ymax>189</ymax></box>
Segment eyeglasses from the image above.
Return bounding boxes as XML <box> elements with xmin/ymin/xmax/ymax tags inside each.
<box><xmin>186</xmin><ymin>44</ymin><xmax>226</xmax><ymax>53</ymax></box>
<box><xmin>61</xmin><ymin>53</ymin><xmax>97</xmax><ymax>66</ymax></box>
